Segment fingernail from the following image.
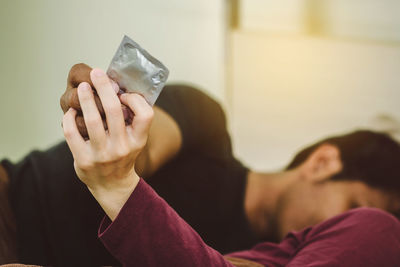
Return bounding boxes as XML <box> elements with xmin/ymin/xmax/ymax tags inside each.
<box><xmin>92</xmin><ymin>68</ymin><xmax>104</xmax><ymax>77</ymax></box>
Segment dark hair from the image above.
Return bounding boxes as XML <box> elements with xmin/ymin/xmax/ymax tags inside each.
<box><xmin>286</xmin><ymin>130</ymin><xmax>400</xmax><ymax>194</ymax></box>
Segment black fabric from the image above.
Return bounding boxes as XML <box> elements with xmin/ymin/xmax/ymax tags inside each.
<box><xmin>152</xmin><ymin>85</ymin><xmax>258</xmax><ymax>252</ymax></box>
<box><xmin>3</xmin><ymin>84</ymin><xmax>257</xmax><ymax>266</ymax></box>
<box><xmin>2</xmin><ymin>145</ymin><xmax>111</xmax><ymax>267</ymax></box>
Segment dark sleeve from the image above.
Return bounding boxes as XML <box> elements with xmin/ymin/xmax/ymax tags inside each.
<box><xmin>1</xmin><ymin>158</ymin><xmax>50</xmax><ymax>264</ymax></box>
<box><xmin>150</xmin><ymin>85</ymin><xmax>252</xmax><ymax>254</ymax></box>
<box><xmin>155</xmin><ymin>84</ymin><xmax>234</xmax><ymax>163</ymax></box>
<box><xmin>286</xmin><ymin>208</ymin><xmax>400</xmax><ymax>267</ymax></box>
<box><xmin>2</xmin><ymin>142</ymin><xmax>119</xmax><ymax>266</ymax></box>
<box><xmin>226</xmin><ymin>208</ymin><xmax>400</xmax><ymax>266</ymax></box>
<box><xmin>98</xmin><ymin>179</ymin><xmax>235</xmax><ymax>267</ymax></box>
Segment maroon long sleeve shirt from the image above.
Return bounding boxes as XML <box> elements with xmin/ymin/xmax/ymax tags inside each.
<box><xmin>99</xmin><ymin>179</ymin><xmax>400</xmax><ymax>267</ymax></box>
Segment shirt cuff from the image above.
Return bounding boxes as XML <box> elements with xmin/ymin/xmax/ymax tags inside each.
<box><xmin>98</xmin><ymin>178</ymin><xmax>151</xmax><ymax>260</ymax></box>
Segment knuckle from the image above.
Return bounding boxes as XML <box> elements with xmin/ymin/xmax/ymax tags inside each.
<box><xmin>63</xmin><ymin>128</ymin><xmax>73</xmax><ymax>139</ymax></box>
<box><xmin>144</xmin><ymin>107</ymin><xmax>154</xmax><ymax>119</ymax></box>
<box><xmin>132</xmin><ymin>143</ymin><xmax>144</xmax><ymax>152</ymax></box>
<box><xmin>110</xmin><ymin>143</ymin><xmax>130</xmax><ymax>159</ymax></box>
<box><xmin>130</xmin><ymin>137</ymin><xmax>147</xmax><ymax>149</ymax></box>
<box><xmin>60</xmin><ymin>93</ymin><xmax>68</xmax><ymax>112</ymax></box>
<box><xmin>116</xmin><ymin>147</ymin><xmax>130</xmax><ymax>158</ymax></box>
<box><xmin>63</xmin><ymin>125</ymin><xmax>74</xmax><ymax>139</ymax></box>
<box><xmin>137</xmin><ymin>110</ymin><xmax>154</xmax><ymax>123</ymax></box>
<box><xmin>68</xmin><ymin>63</ymin><xmax>92</xmax><ymax>88</ymax></box>
<box><xmin>62</xmin><ymin>112</ymin><xmax>69</xmax><ymax>122</ymax></box>
<box><xmin>85</xmin><ymin>117</ymin><xmax>100</xmax><ymax>128</ymax></box>
<box><xmin>105</xmin><ymin>103</ymin><xmax>121</xmax><ymax>116</ymax></box>
<box><xmin>78</xmin><ymin>90</ymin><xmax>92</xmax><ymax>102</ymax></box>
<box><xmin>70</xmin><ymin>90</ymin><xmax>80</xmax><ymax>108</ymax></box>
<box><xmin>94</xmin><ymin>151</ymin><xmax>109</xmax><ymax>164</ymax></box>
<box><xmin>77</xmin><ymin>160</ymin><xmax>93</xmax><ymax>171</ymax></box>
<box><xmin>91</xmin><ymin>71</ymin><xmax>107</xmax><ymax>85</ymax></box>
<box><xmin>62</xmin><ymin>113</ymin><xmax>71</xmax><ymax>125</ymax></box>
<box><xmin>69</xmin><ymin>64</ymin><xmax>86</xmax><ymax>86</ymax></box>
<box><xmin>70</xmin><ymin>63</ymin><xmax>86</xmax><ymax>74</ymax></box>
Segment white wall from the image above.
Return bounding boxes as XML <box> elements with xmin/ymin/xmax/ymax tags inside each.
<box><xmin>240</xmin><ymin>0</ymin><xmax>307</xmax><ymax>33</ymax></box>
<box><xmin>230</xmin><ymin>0</ymin><xmax>400</xmax><ymax>170</ymax></box>
<box><xmin>0</xmin><ymin>0</ymin><xmax>226</xmax><ymax>161</ymax></box>
<box><xmin>240</xmin><ymin>0</ymin><xmax>400</xmax><ymax>42</ymax></box>
<box><xmin>321</xmin><ymin>0</ymin><xmax>400</xmax><ymax>42</ymax></box>
<box><xmin>230</xmin><ymin>32</ymin><xmax>400</xmax><ymax>171</ymax></box>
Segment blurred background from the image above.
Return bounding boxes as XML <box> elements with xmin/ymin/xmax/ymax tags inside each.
<box><xmin>1</xmin><ymin>0</ymin><xmax>400</xmax><ymax>171</ymax></box>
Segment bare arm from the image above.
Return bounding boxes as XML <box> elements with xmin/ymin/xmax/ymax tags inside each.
<box><xmin>63</xmin><ymin>68</ymin><xmax>155</xmax><ymax>221</ymax></box>
<box><xmin>98</xmin><ymin>179</ymin><xmax>235</xmax><ymax>267</ymax></box>
<box><xmin>134</xmin><ymin>106</ymin><xmax>182</xmax><ymax>177</ymax></box>
<box><xmin>62</xmin><ymin>74</ymin><xmax>233</xmax><ymax>265</ymax></box>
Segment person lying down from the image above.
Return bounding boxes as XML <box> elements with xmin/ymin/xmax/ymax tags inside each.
<box><xmin>59</xmin><ymin>68</ymin><xmax>400</xmax><ymax>266</ymax></box>
<box><xmin>1</xmin><ymin>63</ymin><xmax>400</xmax><ymax>265</ymax></box>
<box><xmin>1</xmin><ymin>67</ymin><xmax>400</xmax><ymax>266</ymax></box>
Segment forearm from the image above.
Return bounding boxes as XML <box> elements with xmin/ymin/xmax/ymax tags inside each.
<box><xmin>134</xmin><ymin>144</ymin><xmax>151</xmax><ymax>177</ymax></box>
<box><xmin>134</xmin><ymin>107</ymin><xmax>182</xmax><ymax>178</ymax></box>
<box><xmin>88</xmin><ymin>172</ymin><xmax>140</xmax><ymax>221</ymax></box>
<box><xmin>99</xmin><ymin>179</ymin><xmax>233</xmax><ymax>267</ymax></box>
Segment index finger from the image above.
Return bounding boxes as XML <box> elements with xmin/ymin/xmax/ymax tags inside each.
<box><xmin>61</xmin><ymin>63</ymin><xmax>94</xmax><ymax>113</ymax></box>
<box><xmin>90</xmin><ymin>68</ymin><xmax>126</xmax><ymax>139</ymax></box>
<box><xmin>63</xmin><ymin>108</ymin><xmax>86</xmax><ymax>160</ymax></box>
<box><xmin>60</xmin><ymin>87</ymin><xmax>105</xmax><ymax>115</ymax></box>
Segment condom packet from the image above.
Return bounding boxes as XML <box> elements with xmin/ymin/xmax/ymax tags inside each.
<box><xmin>107</xmin><ymin>35</ymin><xmax>169</xmax><ymax>106</ymax></box>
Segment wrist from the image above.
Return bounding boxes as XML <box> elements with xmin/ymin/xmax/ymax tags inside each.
<box><xmin>88</xmin><ymin>172</ymin><xmax>140</xmax><ymax>221</ymax></box>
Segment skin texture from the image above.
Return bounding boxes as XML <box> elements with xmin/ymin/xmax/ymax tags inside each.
<box><xmin>245</xmin><ymin>144</ymin><xmax>400</xmax><ymax>241</ymax></box>
<box><xmin>61</xmin><ymin>63</ymin><xmax>182</xmax><ymax>178</ymax></box>
<box><xmin>63</xmin><ymin>68</ymin><xmax>153</xmax><ymax>220</ymax></box>
<box><xmin>61</xmin><ymin>63</ymin><xmax>399</xmax><ymax>240</ymax></box>
<box><xmin>274</xmin><ymin>179</ymin><xmax>395</xmax><ymax>240</ymax></box>
<box><xmin>61</xmin><ymin>64</ymin><xmax>124</xmax><ymax>136</ymax></box>
<box><xmin>1</xmin><ymin>63</ymin><xmax>396</xmax><ymax>264</ymax></box>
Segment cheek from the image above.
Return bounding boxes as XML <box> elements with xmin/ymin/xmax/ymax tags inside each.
<box><xmin>276</xmin><ymin>183</ymin><xmax>349</xmax><ymax>239</ymax></box>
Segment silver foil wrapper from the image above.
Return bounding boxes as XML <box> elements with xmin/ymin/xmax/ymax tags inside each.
<box><xmin>107</xmin><ymin>35</ymin><xmax>169</xmax><ymax>105</ymax></box>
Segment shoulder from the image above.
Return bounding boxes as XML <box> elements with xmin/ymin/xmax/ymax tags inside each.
<box><xmin>6</xmin><ymin>141</ymin><xmax>76</xmax><ymax>189</ymax></box>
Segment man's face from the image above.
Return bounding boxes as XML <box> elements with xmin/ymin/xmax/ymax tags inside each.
<box><xmin>275</xmin><ymin>178</ymin><xmax>395</xmax><ymax>240</ymax></box>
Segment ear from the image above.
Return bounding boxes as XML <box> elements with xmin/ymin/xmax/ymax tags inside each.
<box><xmin>298</xmin><ymin>144</ymin><xmax>343</xmax><ymax>182</ymax></box>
